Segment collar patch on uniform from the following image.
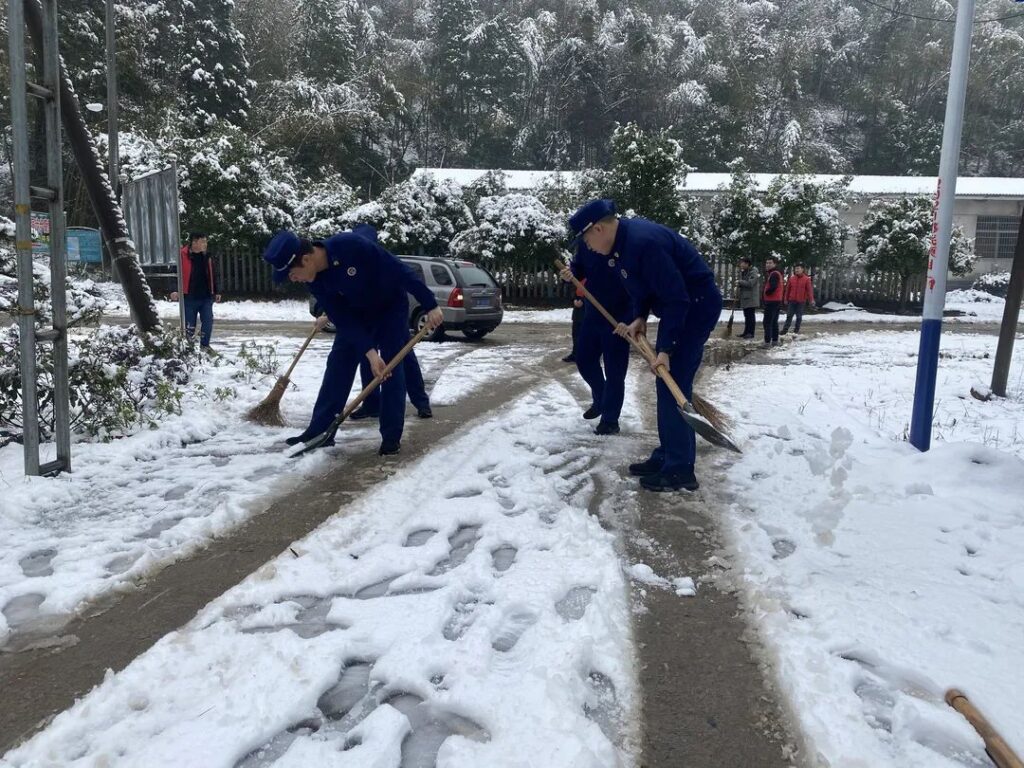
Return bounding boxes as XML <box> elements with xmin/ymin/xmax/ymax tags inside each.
<box><xmin>332</xmin><ymin>260</ymin><xmax>340</xmax><ymax>267</ymax></box>
<box><xmin>620</xmin><ymin>269</ymin><xmax>628</xmax><ymax>279</ymax></box>
<box><xmin>347</xmin><ymin>266</ymin><xmax>357</xmax><ymax>276</ymax></box>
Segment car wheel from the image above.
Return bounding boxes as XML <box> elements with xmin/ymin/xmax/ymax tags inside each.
<box><xmin>414</xmin><ymin>310</ymin><xmax>445</xmax><ymax>341</ymax></box>
<box><xmin>462</xmin><ymin>328</ymin><xmax>488</xmax><ymax>340</ymax></box>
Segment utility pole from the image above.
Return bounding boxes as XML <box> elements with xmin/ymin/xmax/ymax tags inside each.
<box><xmin>105</xmin><ymin>0</ymin><xmax>118</xmax><ymax>198</ymax></box>
<box><xmin>909</xmin><ymin>0</ymin><xmax>976</xmax><ymax>452</ymax></box>
<box><xmin>990</xmin><ymin>206</ymin><xmax>1024</xmax><ymax>397</ymax></box>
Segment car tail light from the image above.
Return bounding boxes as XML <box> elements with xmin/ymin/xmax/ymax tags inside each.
<box><xmin>447</xmin><ymin>287</ymin><xmax>464</xmax><ymax>307</ymax></box>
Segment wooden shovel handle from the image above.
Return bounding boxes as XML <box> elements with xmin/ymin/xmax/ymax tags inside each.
<box><xmin>281</xmin><ymin>323</ymin><xmax>320</xmax><ymax>380</ymax></box>
<box><xmin>946</xmin><ymin>689</ymin><xmax>1024</xmax><ymax>768</ymax></box>
<box><xmin>556</xmin><ymin>259</ymin><xmax>693</xmax><ymax>412</ymax></box>
<box><xmin>338</xmin><ymin>322</ymin><xmax>431</xmax><ymax>422</ymax></box>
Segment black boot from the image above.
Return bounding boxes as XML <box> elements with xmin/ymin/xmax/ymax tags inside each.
<box><xmin>594</xmin><ymin>421</ymin><xmax>620</xmax><ymax>436</ymax></box>
<box><xmin>416</xmin><ymin>406</ymin><xmax>433</xmax><ymax>419</ymax></box>
<box><xmin>379</xmin><ymin>440</ymin><xmax>401</xmax><ymax>456</ymax></box>
<box><xmin>582</xmin><ymin>405</ymin><xmax>601</xmax><ymax>420</ymax></box>
<box><xmin>640</xmin><ymin>470</ymin><xmax>699</xmax><ymax>492</ymax></box>
<box><xmin>562</xmin><ymin>353</ymin><xmax>576</xmax><ymax>363</ymax></box>
<box><xmin>350</xmin><ymin>405</ymin><xmax>380</xmax><ymax>421</ymax></box>
<box><xmin>628</xmin><ymin>457</ymin><xmax>662</xmax><ymax>476</ymax></box>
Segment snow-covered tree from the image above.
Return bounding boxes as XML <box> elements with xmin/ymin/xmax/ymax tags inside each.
<box><xmin>603</xmin><ymin>122</ymin><xmax>689</xmax><ymax>228</ymax></box>
<box><xmin>340</xmin><ymin>173</ymin><xmax>474</xmax><ymax>255</ymax></box>
<box><xmin>295</xmin><ymin>174</ymin><xmax>360</xmax><ymax>238</ymax></box>
<box><xmin>450</xmin><ymin>193</ymin><xmax>566</xmax><ymax>268</ymax></box>
<box><xmin>857</xmin><ymin>197</ymin><xmax>975</xmax><ymax>310</ymax></box>
<box><xmin>710</xmin><ymin>166</ymin><xmax>850</xmax><ymax>270</ymax></box>
<box><xmin>144</xmin><ymin>0</ymin><xmax>254</xmax><ymax>128</ymax></box>
<box><xmin>173</xmin><ymin>126</ymin><xmax>298</xmax><ymax>245</ymax></box>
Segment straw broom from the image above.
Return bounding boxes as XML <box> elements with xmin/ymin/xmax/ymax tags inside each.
<box><xmin>246</xmin><ymin>323</ymin><xmax>320</xmax><ymax>427</ymax></box>
<box><xmin>721</xmin><ymin>298</ymin><xmax>736</xmax><ymax>338</ymax></box>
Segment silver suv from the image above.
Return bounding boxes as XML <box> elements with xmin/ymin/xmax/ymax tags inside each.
<box><xmin>310</xmin><ymin>255</ymin><xmax>504</xmax><ymax>341</ymax></box>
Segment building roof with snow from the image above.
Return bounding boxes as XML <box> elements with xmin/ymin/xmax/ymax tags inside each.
<box><xmin>411</xmin><ymin>168</ymin><xmax>1024</xmax><ymax>200</ymax></box>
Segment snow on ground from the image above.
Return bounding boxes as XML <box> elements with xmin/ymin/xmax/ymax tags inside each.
<box><xmin>0</xmin><ymin>335</ymin><xmax>513</xmax><ymax>649</ymax></box>
<box><xmin>3</xmin><ymin>384</ymin><xmax>639</xmax><ymax>768</ymax></box>
<box><xmin>709</xmin><ymin>330</ymin><xmax>1024</xmax><ymax>766</ymax></box>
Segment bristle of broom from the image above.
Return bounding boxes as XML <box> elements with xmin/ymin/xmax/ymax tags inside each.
<box><xmin>691</xmin><ymin>392</ymin><xmax>732</xmax><ymax>434</ymax></box>
<box><xmin>245</xmin><ymin>377</ymin><xmax>289</xmax><ymax>426</ymax></box>
<box><xmin>721</xmin><ymin>314</ymin><xmax>734</xmax><ymax>338</ymax></box>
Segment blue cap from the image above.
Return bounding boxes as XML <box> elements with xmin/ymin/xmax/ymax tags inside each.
<box><xmin>263</xmin><ymin>231</ymin><xmax>302</xmax><ymax>284</ymax></box>
<box><xmin>569</xmin><ymin>199</ymin><xmax>616</xmax><ymax>241</ymax></box>
<box><xmin>351</xmin><ymin>223</ymin><xmax>378</xmax><ymax>243</ymax></box>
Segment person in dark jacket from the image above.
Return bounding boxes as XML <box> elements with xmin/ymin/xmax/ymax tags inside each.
<box><xmin>562</xmin><ymin>284</ymin><xmax>585</xmax><ymax>363</ymax></box>
<box><xmin>343</xmin><ymin>224</ymin><xmax>432</xmax><ymax>421</ymax></box>
<box><xmin>566</xmin><ymin>243</ymin><xmax>631</xmax><ymax>435</ymax></box>
<box><xmin>735</xmin><ymin>256</ymin><xmax>761</xmax><ymax>339</ymax></box>
<box><xmin>762</xmin><ymin>257</ymin><xmax>784</xmax><ymax>347</ymax></box>
<box><xmin>568</xmin><ymin>199</ymin><xmax>722</xmax><ymax>492</ymax></box>
<box><xmin>262</xmin><ymin>229</ymin><xmax>443</xmax><ymax>455</ymax></box>
<box><xmin>171</xmin><ymin>232</ymin><xmax>221</xmax><ymax>348</ymax></box>
<box><xmin>781</xmin><ymin>262</ymin><xmax>815</xmax><ymax>335</ymax></box>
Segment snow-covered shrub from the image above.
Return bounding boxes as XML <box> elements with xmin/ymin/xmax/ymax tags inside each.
<box><xmin>973</xmin><ymin>271</ymin><xmax>1010</xmax><ymax>298</ymax></box>
<box><xmin>0</xmin><ymin>227</ymin><xmax>107</xmax><ymax>327</ymax></box>
<box><xmin>294</xmin><ymin>173</ymin><xmax>359</xmax><ymax>238</ymax></box>
<box><xmin>709</xmin><ymin>164</ymin><xmax>850</xmax><ymax>269</ymax></box>
<box><xmin>174</xmin><ymin>125</ymin><xmax>298</xmax><ymax>245</ymax></box>
<box><xmin>450</xmin><ymin>193</ymin><xmax>566</xmax><ymax>268</ymax></box>
<box><xmin>0</xmin><ymin>324</ymin><xmax>200</xmax><ymax>440</ymax></box>
<box><xmin>340</xmin><ymin>173</ymin><xmax>474</xmax><ymax>255</ymax></box>
<box><xmin>857</xmin><ymin>196</ymin><xmax>975</xmax><ymax>309</ymax></box>
<box><xmin>604</xmin><ymin>121</ymin><xmax>689</xmax><ymax>229</ymax></box>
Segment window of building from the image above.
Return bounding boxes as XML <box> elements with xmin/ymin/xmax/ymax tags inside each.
<box><xmin>975</xmin><ymin>216</ymin><xmax>1019</xmax><ymax>259</ymax></box>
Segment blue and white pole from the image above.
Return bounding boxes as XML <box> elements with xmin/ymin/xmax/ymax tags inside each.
<box><xmin>910</xmin><ymin>0</ymin><xmax>977</xmax><ymax>451</ymax></box>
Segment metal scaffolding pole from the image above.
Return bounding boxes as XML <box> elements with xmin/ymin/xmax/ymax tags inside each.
<box><xmin>6</xmin><ymin>0</ymin><xmax>71</xmax><ymax>476</ymax></box>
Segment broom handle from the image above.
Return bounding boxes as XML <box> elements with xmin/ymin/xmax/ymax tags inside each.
<box><xmin>555</xmin><ymin>259</ymin><xmax>692</xmax><ymax>411</ymax></box>
<box><xmin>282</xmin><ymin>323</ymin><xmax>320</xmax><ymax>380</ymax></box>
<box><xmin>338</xmin><ymin>323</ymin><xmax>431</xmax><ymax>422</ymax></box>
<box><xmin>946</xmin><ymin>690</ymin><xmax>1024</xmax><ymax>768</ymax></box>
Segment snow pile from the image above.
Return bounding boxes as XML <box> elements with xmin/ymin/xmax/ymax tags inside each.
<box><xmin>710</xmin><ymin>330</ymin><xmax>1024</xmax><ymax>765</ymax></box>
<box><xmin>4</xmin><ymin>385</ymin><xmax>637</xmax><ymax>766</ymax></box>
<box><xmin>972</xmin><ymin>271</ymin><xmax>1010</xmax><ymax>298</ymax></box>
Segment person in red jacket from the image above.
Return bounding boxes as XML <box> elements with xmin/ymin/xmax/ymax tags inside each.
<box><xmin>782</xmin><ymin>262</ymin><xmax>815</xmax><ymax>336</ymax></box>
<box><xmin>762</xmin><ymin>256</ymin><xmax>784</xmax><ymax>347</ymax></box>
<box><xmin>170</xmin><ymin>232</ymin><xmax>221</xmax><ymax>348</ymax></box>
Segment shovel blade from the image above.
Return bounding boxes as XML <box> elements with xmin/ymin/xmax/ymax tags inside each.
<box><xmin>287</xmin><ymin>422</ymin><xmax>341</xmax><ymax>458</ymax></box>
<box><xmin>678</xmin><ymin>404</ymin><xmax>742</xmax><ymax>454</ymax></box>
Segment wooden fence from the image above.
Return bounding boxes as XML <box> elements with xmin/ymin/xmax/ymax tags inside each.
<box><xmin>201</xmin><ymin>248</ymin><xmax>925</xmax><ymax>309</ymax></box>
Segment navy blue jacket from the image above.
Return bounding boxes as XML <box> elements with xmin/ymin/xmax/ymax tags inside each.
<box><xmin>309</xmin><ymin>232</ymin><xmax>438</xmax><ymax>354</ymax></box>
<box><xmin>571</xmin><ymin>245</ymin><xmax>633</xmax><ymax>325</ymax></box>
<box><xmin>611</xmin><ymin>218</ymin><xmax>716</xmax><ymax>354</ymax></box>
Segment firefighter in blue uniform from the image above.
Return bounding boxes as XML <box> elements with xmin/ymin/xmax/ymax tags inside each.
<box><xmin>262</xmin><ymin>228</ymin><xmax>442</xmax><ymax>455</ymax></box>
<box><xmin>569</xmin><ymin>242</ymin><xmax>631</xmax><ymax>435</ymax></box>
<box><xmin>343</xmin><ymin>225</ymin><xmax>433</xmax><ymax>421</ymax></box>
<box><xmin>569</xmin><ymin>200</ymin><xmax>722</xmax><ymax>492</ymax></box>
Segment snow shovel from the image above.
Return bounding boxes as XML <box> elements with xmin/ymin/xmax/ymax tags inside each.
<box><xmin>288</xmin><ymin>323</ymin><xmax>432</xmax><ymax>457</ymax></box>
<box><xmin>555</xmin><ymin>260</ymin><xmax>741</xmax><ymax>454</ymax></box>
<box><xmin>246</xmin><ymin>322</ymin><xmax>320</xmax><ymax>427</ymax></box>
<box><xmin>946</xmin><ymin>690</ymin><xmax>1023</xmax><ymax>768</ymax></box>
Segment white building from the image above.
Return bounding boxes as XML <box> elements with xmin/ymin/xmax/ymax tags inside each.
<box><xmin>413</xmin><ymin>168</ymin><xmax>1024</xmax><ymax>282</ymax></box>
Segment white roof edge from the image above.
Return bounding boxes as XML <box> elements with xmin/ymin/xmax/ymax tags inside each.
<box><xmin>411</xmin><ymin>168</ymin><xmax>1024</xmax><ymax>198</ymax></box>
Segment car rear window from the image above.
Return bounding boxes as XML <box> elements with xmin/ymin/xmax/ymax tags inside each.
<box><xmin>456</xmin><ymin>266</ymin><xmax>496</xmax><ymax>287</ymax></box>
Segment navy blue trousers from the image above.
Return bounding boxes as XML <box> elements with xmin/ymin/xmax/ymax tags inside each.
<box><xmin>575</xmin><ymin>319</ymin><xmax>629</xmax><ymax>424</ymax></box>
<box><xmin>183</xmin><ymin>295</ymin><xmax>214</xmax><ymax>346</ymax></box>
<box><xmin>304</xmin><ymin>306</ymin><xmax>409</xmax><ymax>443</ymax></box>
<box><xmin>646</xmin><ymin>288</ymin><xmax>722</xmax><ymax>474</ymax></box>
<box><xmin>357</xmin><ymin>350</ymin><xmax>429</xmax><ymax>413</ymax></box>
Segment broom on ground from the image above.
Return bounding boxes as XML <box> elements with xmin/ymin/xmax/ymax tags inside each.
<box><xmin>721</xmin><ymin>298</ymin><xmax>735</xmax><ymax>338</ymax></box>
<box><xmin>246</xmin><ymin>323</ymin><xmax>320</xmax><ymax>427</ymax></box>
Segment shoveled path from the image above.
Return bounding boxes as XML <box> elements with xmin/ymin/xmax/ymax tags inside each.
<box><xmin>5</xmin><ymin>318</ymin><xmax>977</xmax><ymax>762</ymax></box>
<box><xmin>0</xmin><ymin>342</ymin><xmax>550</xmax><ymax>752</ymax></box>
